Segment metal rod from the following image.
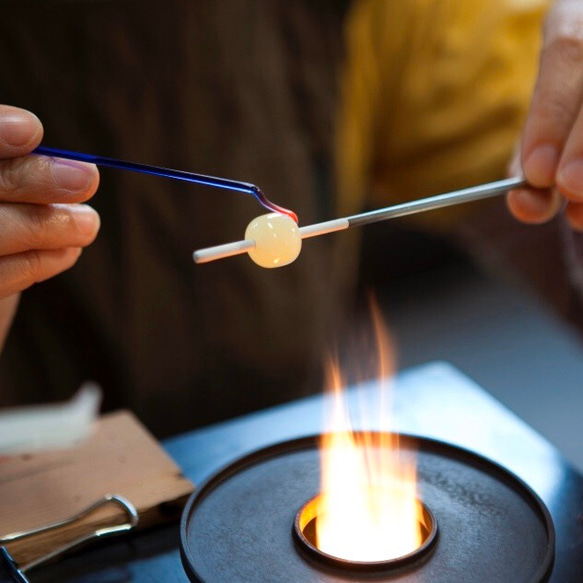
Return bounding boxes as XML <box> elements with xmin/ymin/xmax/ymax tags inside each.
<box><xmin>32</xmin><ymin>146</ymin><xmax>297</xmax><ymax>222</ymax></box>
<box><xmin>346</xmin><ymin>176</ymin><xmax>526</xmax><ymax>227</ymax></box>
<box><xmin>192</xmin><ymin>176</ymin><xmax>526</xmax><ymax>265</ymax></box>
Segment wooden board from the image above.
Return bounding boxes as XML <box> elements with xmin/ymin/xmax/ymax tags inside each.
<box><xmin>0</xmin><ymin>410</ymin><xmax>195</xmax><ymax>566</ymax></box>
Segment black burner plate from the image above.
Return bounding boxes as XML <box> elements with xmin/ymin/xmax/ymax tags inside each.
<box><xmin>180</xmin><ymin>434</ymin><xmax>554</xmax><ymax>582</ymax></box>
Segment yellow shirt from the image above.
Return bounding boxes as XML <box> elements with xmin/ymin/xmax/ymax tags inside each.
<box><xmin>336</xmin><ymin>0</ymin><xmax>551</xmax><ymax>230</ymax></box>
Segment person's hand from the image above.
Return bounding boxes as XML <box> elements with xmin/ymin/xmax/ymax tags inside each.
<box><xmin>0</xmin><ymin>105</ymin><xmax>100</xmax><ymax>346</ymax></box>
<box><xmin>508</xmin><ymin>0</ymin><xmax>583</xmax><ymax>231</ymax></box>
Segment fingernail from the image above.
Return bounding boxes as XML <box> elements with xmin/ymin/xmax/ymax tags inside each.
<box><xmin>51</xmin><ymin>159</ymin><xmax>96</xmax><ymax>191</ymax></box>
<box><xmin>71</xmin><ymin>205</ymin><xmax>100</xmax><ymax>238</ymax></box>
<box><xmin>524</xmin><ymin>145</ymin><xmax>559</xmax><ymax>187</ymax></box>
<box><xmin>559</xmin><ymin>160</ymin><xmax>583</xmax><ymax>201</ymax></box>
<box><xmin>0</xmin><ymin>110</ymin><xmax>41</xmax><ymax>147</ymax></box>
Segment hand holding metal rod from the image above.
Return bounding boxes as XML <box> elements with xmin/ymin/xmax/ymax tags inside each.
<box><xmin>193</xmin><ymin>176</ymin><xmax>527</xmax><ymax>265</ymax></box>
<box><xmin>33</xmin><ymin>146</ymin><xmax>298</xmax><ymax>222</ymax></box>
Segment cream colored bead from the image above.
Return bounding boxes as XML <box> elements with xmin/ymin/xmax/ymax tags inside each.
<box><xmin>245</xmin><ymin>213</ymin><xmax>302</xmax><ymax>268</ymax></box>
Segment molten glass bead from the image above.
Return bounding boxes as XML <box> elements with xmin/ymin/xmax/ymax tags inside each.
<box><xmin>245</xmin><ymin>213</ymin><xmax>301</xmax><ymax>268</ymax></box>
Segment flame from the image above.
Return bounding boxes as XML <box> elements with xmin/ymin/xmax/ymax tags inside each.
<box><xmin>316</xmin><ymin>303</ymin><xmax>423</xmax><ymax>562</ymax></box>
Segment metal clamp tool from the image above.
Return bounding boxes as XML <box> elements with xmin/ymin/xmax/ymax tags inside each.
<box><xmin>0</xmin><ymin>494</ymin><xmax>138</xmax><ymax>582</ymax></box>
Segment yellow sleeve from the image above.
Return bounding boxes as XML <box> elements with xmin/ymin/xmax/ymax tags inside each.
<box><xmin>336</xmin><ymin>0</ymin><xmax>551</xmax><ymax>230</ymax></box>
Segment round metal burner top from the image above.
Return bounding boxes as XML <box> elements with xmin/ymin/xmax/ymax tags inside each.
<box><xmin>180</xmin><ymin>434</ymin><xmax>554</xmax><ymax>582</ymax></box>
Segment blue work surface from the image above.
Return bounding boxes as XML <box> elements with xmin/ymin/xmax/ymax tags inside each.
<box><xmin>36</xmin><ymin>362</ymin><xmax>583</xmax><ymax>582</ymax></box>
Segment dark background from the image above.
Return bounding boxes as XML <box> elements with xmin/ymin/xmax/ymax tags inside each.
<box><xmin>1</xmin><ymin>0</ymin><xmax>583</xmax><ymax>454</ymax></box>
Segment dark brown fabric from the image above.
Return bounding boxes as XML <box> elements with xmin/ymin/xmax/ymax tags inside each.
<box><xmin>0</xmin><ymin>0</ymin><xmax>352</xmax><ymax>436</ymax></box>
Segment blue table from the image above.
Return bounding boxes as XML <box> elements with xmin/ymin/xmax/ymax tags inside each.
<box><xmin>35</xmin><ymin>361</ymin><xmax>583</xmax><ymax>582</ymax></box>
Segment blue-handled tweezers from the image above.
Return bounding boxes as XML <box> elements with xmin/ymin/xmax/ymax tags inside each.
<box><xmin>33</xmin><ymin>146</ymin><xmax>298</xmax><ymax>223</ymax></box>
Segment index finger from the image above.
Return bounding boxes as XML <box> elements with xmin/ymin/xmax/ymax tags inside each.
<box><xmin>0</xmin><ymin>105</ymin><xmax>44</xmax><ymax>158</ymax></box>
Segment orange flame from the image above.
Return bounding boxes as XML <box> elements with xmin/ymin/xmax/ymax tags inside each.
<box><xmin>316</xmin><ymin>303</ymin><xmax>423</xmax><ymax>562</ymax></box>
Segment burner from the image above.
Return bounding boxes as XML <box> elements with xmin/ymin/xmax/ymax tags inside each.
<box><xmin>294</xmin><ymin>491</ymin><xmax>438</xmax><ymax>570</ymax></box>
<box><xmin>180</xmin><ymin>434</ymin><xmax>555</xmax><ymax>582</ymax></box>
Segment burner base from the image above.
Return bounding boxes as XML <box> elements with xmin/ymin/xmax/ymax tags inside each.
<box><xmin>181</xmin><ymin>434</ymin><xmax>554</xmax><ymax>582</ymax></box>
